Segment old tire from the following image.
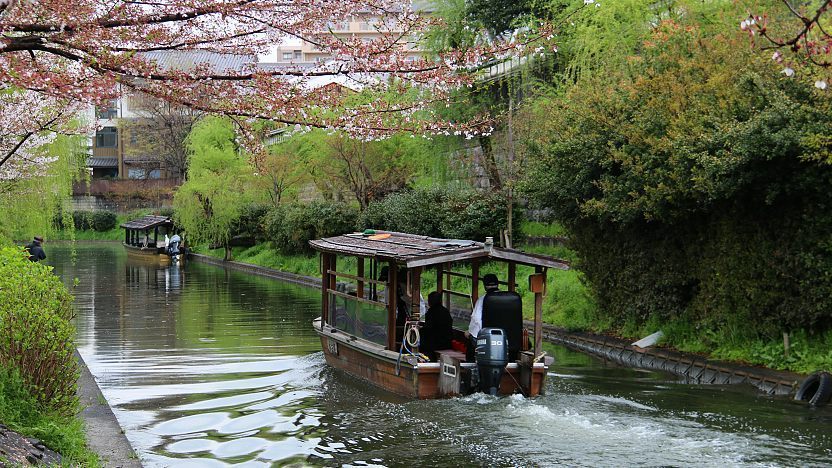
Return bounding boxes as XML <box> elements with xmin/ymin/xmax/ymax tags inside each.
<box><xmin>794</xmin><ymin>371</ymin><xmax>832</xmax><ymax>407</ymax></box>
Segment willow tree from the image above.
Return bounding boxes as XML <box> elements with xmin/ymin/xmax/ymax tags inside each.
<box><xmin>173</xmin><ymin>117</ymin><xmax>256</xmax><ymax>261</ymax></box>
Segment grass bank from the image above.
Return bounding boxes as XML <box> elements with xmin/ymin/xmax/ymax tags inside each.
<box><xmin>0</xmin><ymin>367</ymin><xmax>99</xmax><ymax>466</ymax></box>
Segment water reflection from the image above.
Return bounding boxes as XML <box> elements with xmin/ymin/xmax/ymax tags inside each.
<box><xmin>49</xmin><ymin>244</ymin><xmax>832</xmax><ymax>467</ymax></box>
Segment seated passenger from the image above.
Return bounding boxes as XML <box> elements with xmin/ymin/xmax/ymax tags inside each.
<box><xmin>420</xmin><ymin>291</ymin><xmax>453</xmax><ymax>361</ymax></box>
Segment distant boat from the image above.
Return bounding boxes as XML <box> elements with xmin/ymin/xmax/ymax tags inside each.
<box><xmin>120</xmin><ymin>215</ymin><xmax>184</xmax><ymax>266</ymax></box>
<box><xmin>309</xmin><ymin>231</ymin><xmax>568</xmax><ymax>399</ymax></box>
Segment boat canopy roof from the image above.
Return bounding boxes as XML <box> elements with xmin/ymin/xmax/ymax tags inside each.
<box><xmin>120</xmin><ymin>215</ymin><xmax>173</xmax><ymax>230</ymax></box>
<box><xmin>309</xmin><ymin>231</ymin><xmax>569</xmax><ymax>270</ymax></box>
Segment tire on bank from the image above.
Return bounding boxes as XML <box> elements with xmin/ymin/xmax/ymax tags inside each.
<box><xmin>794</xmin><ymin>371</ymin><xmax>832</xmax><ymax>407</ymax></box>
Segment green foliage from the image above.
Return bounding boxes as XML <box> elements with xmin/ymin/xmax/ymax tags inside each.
<box><xmin>233</xmin><ymin>203</ymin><xmax>270</xmax><ymax>242</ymax></box>
<box><xmin>521</xmin><ymin>221</ymin><xmax>566</xmax><ymax>238</ymax></box>
<box><xmin>286</xmin><ymin>130</ymin><xmax>444</xmax><ymax>208</ymax></box>
<box><xmin>524</xmin><ymin>14</ymin><xmax>832</xmax><ymax>338</ymax></box>
<box><xmin>0</xmin><ymin>366</ymin><xmax>99</xmax><ymax>466</ymax></box>
<box><xmin>0</xmin><ymin>134</ymin><xmax>86</xmax><ymax>243</ymax></box>
<box><xmin>69</xmin><ymin>210</ymin><xmax>117</xmax><ymax>231</ymax></box>
<box><xmin>358</xmin><ymin>186</ymin><xmax>522</xmax><ymax>242</ymax></box>
<box><xmin>0</xmin><ymin>247</ymin><xmax>78</xmax><ymax>415</ymax></box>
<box><xmin>174</xmin><ymin>116</ymin><xmax>257</xmax><ymax>249</ymax></box>
<box><xmin>263</xmin><ymin>201</ymin><xmax>359</xmax><ymax>254</ymax></box>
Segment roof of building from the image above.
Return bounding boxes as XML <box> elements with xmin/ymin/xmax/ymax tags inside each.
<box><xmin>141</xmin><ymin>50</ymin><xmax>257</xmax><ymax>73</ymax></box>
<box><xmin>309</xmin><ymin>231</ymin><xmax>570</xmax><ymax>269</ymax></box>
<box><xmin>87</xmin><ymin>157</ymin><xmax>118</xmax><ymax>168</ymax></box>
<box><xmin>120</xmin><ymin>215</ymin><xmax>173</xmax><ymax>230</ymax></box>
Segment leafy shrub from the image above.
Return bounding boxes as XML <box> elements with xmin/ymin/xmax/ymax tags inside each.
<box><xmin>0</xmin><ymin>248</ymin><xmax>78</xmax><ymax>415</ymax></box>
<box><xmin>358</xmin><ymin>186</ymin><xmax>522</xmax><ymax>242</ymax></box>
<box><xmin>234</xmin><ymin>203</ymin><xmax>270</xmax><ymax>242</ymax></box>
<box><xmin>264</xmin><ymin>201</ymin><xmax>358</xmax><ymax>254</ymax></box>
<box><xmin>158</xmin><ymin>207</ymin><xmax>175</xmax><ymax>218</ymax></box>
<box><xmin>91</xmin><ymin>211</ymin><xmax>117</xmax><ymax>231</ymax></box>
<box><xmin>71</xmin><ymin>210</ymin><xmax>94</xmax><ymax>230</ymax></box>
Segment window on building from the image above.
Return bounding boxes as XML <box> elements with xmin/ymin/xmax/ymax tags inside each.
<box><xmin>282</xmin><ymin>52</ymin><xmax>293</xmax><ymax>60</ymax></box>
<box><xmin>96</xmin><ymin>100</ymin><xmax>118</xmax><ymax>119</ymax></box>
<box><xmin>294</xmin><ymin>50</ymin><xmax>302</xmax><ymax>60</ymax></box>
<box><xmin>95</xmin><ymin>127</ymin><xmax>118</xmax><ymax>148</ymax></box>
<box><xmin>127</xmin><ymin>168</ymin><xmax>161</xmax><ymax>179</ymax></box>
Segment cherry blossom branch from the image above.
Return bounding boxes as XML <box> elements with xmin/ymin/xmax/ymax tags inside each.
<box><xmin>743</xmin><ymin>0</ymin><xmax>831</xmax><ymax>87</ymax></box>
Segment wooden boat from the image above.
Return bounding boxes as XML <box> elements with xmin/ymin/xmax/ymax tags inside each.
<box><xmin>120</xmin><ymin>215</ymin><xmax>183</xmax><ymax>266</ymax></box>
<box><xmin>309</xmin><ymin>231</ymin><xmax>569</xmax><ymax>399</ymax></box>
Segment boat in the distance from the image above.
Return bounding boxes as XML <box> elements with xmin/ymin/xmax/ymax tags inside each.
<box><xmin>121</xmin><ymin>215</ymin><xmax>184</xmax><ymax>266</ymax></box>
<box><xmin>309</xmin><ymin>231</ymin><xmax>568</xmax><ymax>399</ymax></box>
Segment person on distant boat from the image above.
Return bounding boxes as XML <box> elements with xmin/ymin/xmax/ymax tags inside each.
<box><xmin>25</xmin><ymin>236</ymin><xmax>46</xmax><ymax>262</ymax></box>
<box><xmin>168</xmin><ymin>234</ymin><xmax>181</xmax><ymax>257</ymax></box>
<box><xmin>420</xmin><ymin>291</ymin><xmax>453</xmax><ymax>361</ymax></box>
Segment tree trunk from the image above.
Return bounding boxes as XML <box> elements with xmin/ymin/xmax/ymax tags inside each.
<box><xmin>224</xmin><ymin>243</ymin><xmax>232</xmax><ymax>261</ymax></box>
<box><xmin>479</xmin><ymin>136</ymin><xmax>502</xmax><ymax>190</ymax></box>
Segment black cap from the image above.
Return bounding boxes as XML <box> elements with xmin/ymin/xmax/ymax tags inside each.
<box><xmin>482</xmin><ymin>273</ymin><xmax>499</xmax><ymax>288</ymax></box>
<box><xmin>34</xmin><ymin>236</ymin><xmax>44</xmax><ymax>242</ymax></box>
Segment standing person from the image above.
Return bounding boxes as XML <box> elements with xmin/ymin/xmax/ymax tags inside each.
<box><xmin>467</xmin><ymin>273</ymin><xmax>501</xmax><ymax>339</ymax></box>
<box><xmin>465</xmin><ymin>273</ymin><xmax>500</xmax><ymax>358</ymax></box>
<box><xmin>25</xmin><ymin>236</ymin><xmax>46</xmax><ymax>262</ymax></box>
<box><xmin>420</xmin><ymin>291</ymin><xmax>453</xmax><ymax>361</ymax></box>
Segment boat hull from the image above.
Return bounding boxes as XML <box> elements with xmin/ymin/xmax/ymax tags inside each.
<box><xmin>314</xmin><ymin>319</ymin><xmax>547</xmax><ymax>399</ymax></box>
<box><xmin>124</xmin><ymin>244</ymin><xmax>179</xmax><ymax>266</ymax></box>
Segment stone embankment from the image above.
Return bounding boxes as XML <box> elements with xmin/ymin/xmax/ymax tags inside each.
<box><xmin>0</xmin><ymin>428</ymin><xmax>61</xmax><ymax>466</ymax></box>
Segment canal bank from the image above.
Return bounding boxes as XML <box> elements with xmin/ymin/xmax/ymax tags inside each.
<box><xmin>76</xmin><ymin>352</ymin><xmax>141</xmax><ymax>467</ymax></box>
<box><xmin>188</xmin><ymin>252</ymin><xmax>806</xmax><ymax>397</ymax></box>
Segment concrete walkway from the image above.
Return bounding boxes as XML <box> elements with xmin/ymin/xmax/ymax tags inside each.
<box><xmin>76</xmin><ymin>351</ymin><xmax>142</xmax><ymax>467</ymax></box>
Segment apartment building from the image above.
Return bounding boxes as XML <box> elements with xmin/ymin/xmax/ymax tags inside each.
<box><xmin>87</xmin><ymin>52</ymin><xmax>256</xmax><ymax>181</ymax></box>
<box><xmin>267</xmin><ymin>3</ymin><xmax>431</xmax><ymax>66</ymax></box>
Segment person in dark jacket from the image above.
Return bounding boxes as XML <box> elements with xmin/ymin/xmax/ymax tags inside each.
<box><xmin>420</xmin><ymin>291</ymin><xmax>453</xmax><ymax>361</ymax></box>
<box><xmin>25</xmin><ymin>236</ymin><xmax>46</xmax><ymax>262</ymax></box>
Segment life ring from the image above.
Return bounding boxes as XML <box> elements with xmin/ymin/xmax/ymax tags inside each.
<box><xmin>794</xmin><ymin>371</ymin><xmax>832</xmax><ymax>407</ymax></box>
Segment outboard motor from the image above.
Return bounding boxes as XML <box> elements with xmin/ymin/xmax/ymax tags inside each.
<box><xmin>475</xmin><ymin>328</ymin><xmax>508</xmax><ymax>395</ymax></box>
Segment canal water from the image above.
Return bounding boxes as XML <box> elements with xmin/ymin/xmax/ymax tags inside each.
<box><xmin>50</xmin><ymin>244</ymin><xmax>831</xmax><ymax>467</ymax></box>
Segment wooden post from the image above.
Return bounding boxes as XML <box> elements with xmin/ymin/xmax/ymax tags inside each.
<box><xmin>508</xmin><ymin>262</ymin><xmax>516</xmax><ymax>292</ymax></box>
<box><xmin>154</xmin><ymin>226</ymin><xmax>158</xmax><ymax>247</ymax></box>
<box><xmin>471</xmin><ymin>260</ymin><xmax>480</xmax><ymax>308</ymax></box>
<box><xmin>444</xmin><ymin>262</ymin><xmax>451</xmax><ymax>309</ymax></box>
<box><xmin>357</xmin><ymin>257</ymin><xmax>365</xmax><ymax>300</ymax></box>
<box><xmin>534</xmin><ymin>266</ymin><xmax>546</xmax><ymax>357</ymax></box>
<box><xmin>386</xmin><ymin>263</ymin><xmax>398</xmax><ymax>350</ymax></box>
<box><xmin>410</xmin><ymin>267</ymin><xmax>422</xmax><ymax>322</ymax></box>
<box><xmin>321</xmin><ymin>254</ymin><xmax>330</xmax><ymax>325</ymax></box>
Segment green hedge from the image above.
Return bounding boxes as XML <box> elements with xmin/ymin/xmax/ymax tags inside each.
<box><xmin>524</xmin><ymin>19</ymin><xmax>832</xmax><ymax>338</ymax></box>
<box><xmin>264</xmin><ymin>201</ymin><xmax>358</xmax><ymax>254</ymax></box>
<box><xmin>68</xmin><ymin>210</ymin><xmax>117</xmax><ymax>231</ymax></box>
<box><xmin>358</xmin><ymin>186</ymin><xmax>522</xmax><ymax>242</ymax></box>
